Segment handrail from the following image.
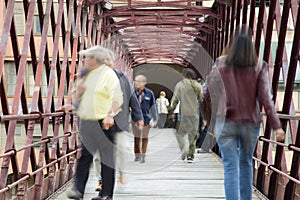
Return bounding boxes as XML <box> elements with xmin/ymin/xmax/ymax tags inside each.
<box><xmin>268</xmin><ymin>165</ymin><xmax>300</xmax><ymax>185</ymax></box>
<box><xmin>253</xmin><ymin>156</ymin><xmax>300</xmax><ymax>185</ymax></box>
<box><xmin>0</xmin><ymin>111</ymin><xmax>65</xmax><ymax>122</ymax></box>
<box><xmin>0</xmin><ymin>149</ymin><xmax>80</xmax><ymax>194</ymax></box>
<box><xmin>258</xmin><ymin>136</ymin><xmax>289</xmax><ymax>147</ymax></box>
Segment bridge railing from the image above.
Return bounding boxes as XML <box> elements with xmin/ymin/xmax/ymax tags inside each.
<box><xmin>0</xmin><ymin>112</ymin><xmax>80</xmax><ymax>199</ymax></box>
<box><xmin>253</xmin><ymin>114</ymin><xmax>300</xmax><ymax>200</ymax></box>
<box><xmin>0</xmin><ymin>0</ymin><xmax>300</xmax><ymax>200</ymax></box>
<box><xmin>213</xmin><ymin>1</ymin><xmax>300</xmax><ymax>199</ymax></box>
<box><xmin>0</xmin><ymin>0</ymin><xmax>96</xmax><ymax>199</ymax></box>
<box><xmin>0</xmin><ymin>0</ymin><xmax>128</xmax><ymax>198</ymax></box>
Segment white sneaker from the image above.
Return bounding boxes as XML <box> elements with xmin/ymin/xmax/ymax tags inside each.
<box><xmin>195</xmin><ymin>148</ymin><xmax>201</xmax><ymax>154</ymax></box>
<box><xmin>187</xmin><ymin>157</ymin><xmax>194</xmax><ymax>163</ymax></box>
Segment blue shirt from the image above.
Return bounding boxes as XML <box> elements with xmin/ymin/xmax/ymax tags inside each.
<box><xmin>135</xmin><ymin>87</ymin><xmax>158</xmax><ymax>124</ymax></box>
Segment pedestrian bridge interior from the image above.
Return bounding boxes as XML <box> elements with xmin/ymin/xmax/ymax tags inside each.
<box><xmin>0</xmin><ymin>0</ymin><xmax>299</xmax><ymax>199</ymax></box>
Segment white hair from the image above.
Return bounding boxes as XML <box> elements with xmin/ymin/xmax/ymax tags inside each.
<box><xmin>79</xmin><ymin>45</ymin><xmax>115</xmax><ymax>65</ymax></box>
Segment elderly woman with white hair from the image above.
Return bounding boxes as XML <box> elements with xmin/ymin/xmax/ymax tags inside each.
<box><xmin>156</xmin><ymin>91</ymin><xmax>169</xmax><ymax>128</ymax></box>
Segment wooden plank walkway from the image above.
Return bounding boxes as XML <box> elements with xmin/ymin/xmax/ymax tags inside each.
<box><xmin>49</xmin><ymin>128</ymin><xmax>261</xmax><ymax>200</ymax></box>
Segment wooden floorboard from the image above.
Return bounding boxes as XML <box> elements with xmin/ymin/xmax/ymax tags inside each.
<box><xmin>50</xmin><ymin>128</ymin><xmax>261</xmax><ymax>200</ymax></box>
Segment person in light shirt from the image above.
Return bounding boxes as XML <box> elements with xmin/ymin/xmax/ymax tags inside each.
<box><xmin>66</xmin><ymin>45</ymin><xmax>123</xmax><ymax>200</ymax></box>
<box><xmin>156</xmin><ymin>91</ymin><xmax>170</xmax><ymax>128</ymax></box>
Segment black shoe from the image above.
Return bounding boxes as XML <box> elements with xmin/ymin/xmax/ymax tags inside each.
<box><xmin>134</xmin><ymin>157</ymin><xmax>140</xmax><ymax>162</ymax></box>
<box><xmin>91</xmin><ymin>196</ymin><xmax>112</xmax><ymax>200</ymax></box>
<box><xmin>95</xmin><ymin>180</ymin><xmax>102</xmax><ymax>191</ymax></box>
<box><xmin>67</xmin><ymin>189</ymin><xmax>83</xmax><ymax>199</ymax></box>
<box><xmin>187</xmin><ymin>156</ymin><xmax>194</xmax><ymax>163</ymax></box>
<box><xmin>140</xmin><ymin>157</ymin><xmax>145</xmax><ymax>163</ymax></box>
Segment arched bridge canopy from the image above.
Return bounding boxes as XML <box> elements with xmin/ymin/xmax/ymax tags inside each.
<box><xmin>0</xmin><ymin>0</ymin><xmax>300</xmax><ymax>200</ymax></box>
<box><xmin>96</xmin><ymin>0</ymin><xmax>220</xmax><ymax>68</ymax></box>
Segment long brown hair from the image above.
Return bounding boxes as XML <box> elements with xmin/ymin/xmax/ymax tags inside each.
<box><xmin>225</xmin><ymin>29</ymin><xmax>258</xmax><ymax>68</ymax></box>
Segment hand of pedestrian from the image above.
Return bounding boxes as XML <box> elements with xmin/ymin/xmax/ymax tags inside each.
<box><xmin>151</xmin><ymin>120</ymin><xmax>158</xmax><ymax>127</ymax></box>
<box><xmin>61</xmin><ymin>104</ymin><xmax>75</xmax><ymax>113</ymax></box>
<box><xmin>202</xmin><ymin>120</ymin><xmax>207</xmax><ymax>128</ymax></box>
<box><xmin>274</xmin><ymin>128</ymin><xmax>285</xmax><ymax>142</ymax></box>
<box><xmin>136</xmin><ymin>120</ymin><xmax>144</xmax><ymax>127</ymax></box>
<box><xmin>102</xmin><ymin>115</ymin><xmax>114</xmax><ymax>130</ymax></box>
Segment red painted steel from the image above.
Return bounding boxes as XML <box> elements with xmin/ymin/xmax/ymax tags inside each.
<box><xmin>0</xmin><ymin>0</ymin><xmax>81</xmax><ymax>199</ymax></box>
<box><xmin>0</xmin><ymin>0</ymin><xmax>299</xmax><ymax>199</ymax></box>
<box><xmin>28</xmin><ymin>1</ymin><xmax>53</xmax><ymax>194</ymax></box>
<box><xmin>101</xmin><ymin>1</ymin><xmax>219</xmax><ymax>67</ymax></box>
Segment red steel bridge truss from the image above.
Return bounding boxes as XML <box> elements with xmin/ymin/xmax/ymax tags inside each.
<box><xmin>0</xmin><ymin>0</ymin><xmax>299</xmax><ymax>199</ymax></box>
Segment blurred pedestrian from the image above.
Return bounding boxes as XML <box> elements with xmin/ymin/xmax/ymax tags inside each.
<box><xmin>93</xmin><ymin>50</ymin><xmax>144</xmax><ymax>191</ymax></box>
<box><xmin>65</xmin><ymin>45</ymin><xmax>123</xmax><ymax>200</ymax></box>
<box><xmin>169</xmin><ymin>68</ymin><xmax>202</xmax><ymax>163</ymax></box>
<box><xmin>205</xmin><ymin>28</ymin><xmax>285</xmax><ymax>200</ymax></box>
<box><xmin>132</xmin><ymin>74</ymin><xmax>158</xmax><ymax>163</ymax></box>
<box><xmin>156</xmin><ymin>91</ymin><xmax>169</xmax><ymax>128</ymax></box>
<box><xmin>196</xmin><ymin>79</ymin><xmax>209</xmax><ymax>153</ymax></box>
<box><xmin>113</xmin><ymin>70</ymin><xmax>144</xmax><ymax>183</ymax></box>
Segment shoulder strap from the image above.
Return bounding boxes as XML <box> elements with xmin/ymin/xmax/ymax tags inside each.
<box><xmin>190</xmin><ymin>80</ymin><xmax>201</xmax><ymax>101</ymax></box>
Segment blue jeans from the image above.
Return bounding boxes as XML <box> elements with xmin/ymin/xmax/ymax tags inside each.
<box><xmin>215</xmin><ymin>119</ymin><xmax>260</xmax><ymax>200</ymax></box>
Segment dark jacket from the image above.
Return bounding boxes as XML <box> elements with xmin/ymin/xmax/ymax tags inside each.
<box><xmin>205</xmin><ymin>55</ymin><xmax>281</xmax><ymax>129</ymax></box>
<box><xmin>134</xmin><ymin>87</ymin><xmax>158</xmax><ymax>124</ymax></box>
<box><xmin>114</xmin><ymin>70</ymin><xmax>143</xmax><ymax>132</ymax></box>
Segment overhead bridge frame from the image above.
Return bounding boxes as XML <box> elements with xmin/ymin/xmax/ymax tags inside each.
<box><xmin>0</xmin><ymin>0</ymin><xmax>299</xmax><ymax>199</ymax></box>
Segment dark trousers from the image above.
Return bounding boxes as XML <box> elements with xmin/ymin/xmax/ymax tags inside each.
<box><xmin>157</xmin><ymin>113</ymin><xmax>167</xmax><ymax>128</ymax></box>
<box><xmin>196</xmin><ymin>114</ymin><xmax>209</xmax><ymax>151</ymax></box>
<box><xmin>75</xmin><ymin>120</ymin><xmax>116</xmax><ymax>198</ymax></box>
<box><xmin>134</xmin><ymin>137</ymin><xmax>149</xmax><ymax>157</ymax></box>
<box><xmin>132</xmin><ymin>124</ymin><xmax>150</xmax><ymax>157</ymax></box>
<box><xmin>75</xmin><ymin>144</ymin><xmax>93</xmax><ymax>194</ymax></box>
